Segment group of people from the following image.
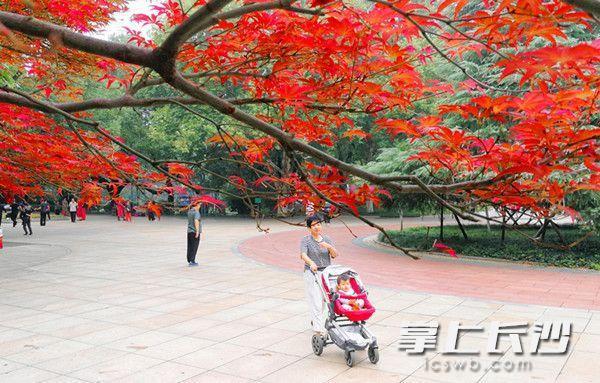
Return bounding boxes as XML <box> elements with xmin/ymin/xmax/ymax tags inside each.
<box><xmin>114</xmin><ymin>200</ymin><xmax>133</xmax><ymax>222</ymax></box>
<box><xmin>1</xmin><ymin>198</ymin><xmax>52</xmax><ymax>235</ymax></box>
<box><xmin>0</xmin><ymin>196</ymin><xmax>89</xmax><ymax>235</ymax></box>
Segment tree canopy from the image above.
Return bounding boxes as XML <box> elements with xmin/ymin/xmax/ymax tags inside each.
<box><xmin>0</xmin><ymin>0</ymin><xmax>598</xmax><ymax>253</ymax></box>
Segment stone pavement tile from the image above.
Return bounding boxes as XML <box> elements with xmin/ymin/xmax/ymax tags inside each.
<box><xmin>181</xmin><ymin>370</ymin><xmax>252</xmax><ymax>383</ymax></box>
<box><xmin>0</xmin><ymin>366</ymin><xmax>59</xmax><ymax>382</ymax></box>
<box><xmin>235</xmin><ymin>297</ymin><xmax>293</xmax><ymax>311</ymax></box>
<box><xmin>572</xmin><ymin>333</ymin><xmax>600</xmax><ymax>353</ymax></box>
<box><xmin>1</xmin><ymin>312</ymin><xmax>66</xmax><ymax>329</ymax></box>
<box><xmin>36</xmin><ymin>298</ymin><xmax>93</xmax><ymax>313</ymax></box>
<box><xmin>376</xmin><ymin>312</ymin><xmax>437</xmax><ymax>328</ymax></box>
<box><xmin>0</xmin><ymin>358</ymin><xmax>24</xmax><ymax>374</ymax></box>
<box><xmin>496</xmin><ymin>304</ymin><xmax>547</xmax><ymax>316</ymax></box>
<box><xmin>42</xmin><ymin>376</ymin><xmax>88</xmax><ymax>383</ymax></box>
<box><xmin>267</xmin><ymin>314</ymin><xmax>311</xmax><ymax>332</ymax></box>
<box><xmin>5</xmin><ymin>339</ymin><xmax>92</xmax><ymax>365</ymax></box>
<box><xmin>192</xmin><ymin>322</ymin><xmax>259</xmax><ymax>341</ymax></box>
<box><xmin>112</xmin><ymin>361</ymin><xmax>205</xmax><ymax>383</ymax></box>
<box><xmin>173</xmin><ymin>342</ymin><xmax>256</xmax><ymax>370</ymax></box>
<box><xmin>0</xmin><ymin>328</ymin><xmax>33</xmax><ymax>344</ymax></box>
<box><xmin>583</xmin><ymin>317</ymin><xmax>600</xmax><ymax>335</ymax></box>
<box><xmin>227</xmin><ymin>327</ymin><xmax>300</xmax><ymax>349</ymax></box>
<box><xmin>55</xmin><ymin>302</ymin><xmax>110</xmax><ymax>316</ymax></box>
<box><xmin>69</xmin><ymin>353</ymin><xmax>163</xmax><ymax>382</ymax></box>
<box><xmin>269</xmin><ymin>300</ymin><xmax>309</xmax><ymax>315</ymax></box>
<box><xmin>122</xmin><ymin>296</ymin><xmax>174</xmax><ymax>310</ymax></box>
<box><xmin>126</xmin><ymin>313</ymin><xmax>190</xmax><ymax>330</ymax></box>
<box><xmin>25</xmin><ymin>317</ymin><xmax>111</xmax><ymax>339</ymax></box>
<box><xmin>264</xmin><ymin>331</ymin><xmax>314</xmax><ymax>357</ymax></box>
<box><xmin>150</xmin><ymin>299</ymin><xmax>199</xmax><ymax>313</ymax></box>
<box><xmin>327</xmin><ymin>366</ymin><xmax>406</xmax><ymax>383</ymax></box>
<box><xmin>460</xmin><ymin>300</ymin><xmax>504</xmax><ymax>310</ymax></box>
<box><xmin>214</xmin><ymin>350</ymin><xmax>299</xmax><ymax>380</ymax></box>
<box><xmin>543</xmin><ymin>306</ymin><xmax>592</xmax><ymax>319</ymax></box>
<box><xmin>261</xmin><ymin>357</ymin><xmax>349</xmax><ymax>383</ymax></box>
<box><xmin>73</xmin><ymin>325</ymin><xmax>147</xmax><ymax>346</ymax></box>
<box><xmin>136</xmin><ymin>336</ymin><xmax>215</xmax><ymax>360</ymax></box>
<box><xmin>35</xmin><ymin>346</ymin><xmax>128</xmax><ymax>374</ymax></box>
<box><xmin>236</xmin><ymin>310</ymin><xmax>294</xmax><ymax>327</ymax></box>
<box><xmin>403</xmin><ymin>303</ymin><xmax>458</xmax><ymax>317</ymax></box>
<box><xmin>441</xmin><ymin>306</ymin><xmax>498</xmax><ymax>322</ymax></box>
<box><xmin>420</xmin><ymin>295</ymin><xmax>466</xmax><ymax>307</ymax></box>
<box><xmin>553</xmin><ymin>349</ymin><xmax>600</xmax><ymax>382</ymax></box>
<box><xmin>375</xmin><ymin>297</ymin><xmax>428</xmax><ymax>312</ymax></box>
<box><xmin>0</xmin><ymin>334</ymin><xmax>63</xmax><ymax>358</ymax></box>
<box><xmin>202</xmin><ymin>307</ymin><xmax>259</xmax><ymax>322</ymax></box>
<box><xmin>159</xmin><ymin>318</ymin><xmax>222</xmax><ymax>336</ymax></box>
<box><xmin>105</xmin><ymin>330</ymin><xmax>180</xmax><ymax>352</ymax></box>
<box><xmin>357</xmin><ymin>344</ymin><xmax>426</xmax><ymax>375</ymax></box>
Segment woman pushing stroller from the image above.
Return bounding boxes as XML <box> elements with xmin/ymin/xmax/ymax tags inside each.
<box><xmin>301</xmin><ymin>214</ymin><xmax>379</xmax><ymax>367</ymax></box>
<box><xmin>300</xmin><ymin>215</ymin><xmax>339</xmax><ymax>337</ymax></box>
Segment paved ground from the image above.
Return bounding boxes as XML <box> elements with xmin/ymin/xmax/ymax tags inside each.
<box><xmin>240</xmin><ymin>217</ymin><xmax>600</xmax><ymax>310</ymax></box>
<box><xmin>0</xmin><ymin>215</ymin><xmax>599</xmax><ymax>383</ymax></box>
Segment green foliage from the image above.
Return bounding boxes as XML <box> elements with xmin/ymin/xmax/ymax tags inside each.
<box><xmin>380</xmin><ymin>225</ymin><xmax>600</xmax><ymax>269</ymax></box>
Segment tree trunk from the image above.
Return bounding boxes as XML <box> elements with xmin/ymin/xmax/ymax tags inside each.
<box><xmin>453</xmin><ymin>213</ymin><xmax>468</xmax><ymax>240</ymax></box>
<box><xmin>439</xmin><ymin>204</ymin><xmax>444</xmax><ymax>241</ymax></box>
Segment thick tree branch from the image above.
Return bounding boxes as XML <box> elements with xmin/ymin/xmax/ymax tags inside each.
<box><xmin>0</xmin><ymin>11</ymin><xmax>153</xmax><ymax>67</ymax></box>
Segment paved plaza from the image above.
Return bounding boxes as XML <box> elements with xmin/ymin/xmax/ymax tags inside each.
<box><xmin>1</xmin><ymin>215</ymin><xmax>600</xmax><ymax>382</ymax></box>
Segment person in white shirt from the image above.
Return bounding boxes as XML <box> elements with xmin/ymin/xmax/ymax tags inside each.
<box><xmin>69</xmin><ymin>198</ymin><xmax>78</xmax><ymax>223</ymax></box>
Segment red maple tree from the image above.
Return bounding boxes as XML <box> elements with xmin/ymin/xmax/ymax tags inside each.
<box><xmin>0</xmin><ymin>0</ymin><xmax>598</xmax><ymax>255</ymax></box>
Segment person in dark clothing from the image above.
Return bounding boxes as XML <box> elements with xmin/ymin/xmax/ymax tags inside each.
<box><xmin>10</xmin><ymin>202</ymin><xmax>19</xmax><ymax>227</ymax></box>
<box><xmin>20</xmin><ymin>204</ymin><xmax>33</xmax><ymax>235</ymax></box>
<box><xmin>186</xmin><ymin>201</ymin><xmax>202</xmax><ymax>266</ymax></box>
<box><xmin>40</xmin><ymin>198</ymin><xmax>50</xmax><ymax>226</ymax></box>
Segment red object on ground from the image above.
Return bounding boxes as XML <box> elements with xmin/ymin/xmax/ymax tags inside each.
<box><xmin>0</xmin><ymin>229</ymin><xmax>3</xmax><ymax>249</ymax></box>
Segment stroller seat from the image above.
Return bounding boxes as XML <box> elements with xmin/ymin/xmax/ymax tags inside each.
<box><xmin>333</xmin><ymin>291</ymin><xmax>375</xmax><ymax>322</ymax></box>
<box><xmin>320</xmin><ymin>268</ymin><xmax>376</xmax><ymax>322</ymax></box>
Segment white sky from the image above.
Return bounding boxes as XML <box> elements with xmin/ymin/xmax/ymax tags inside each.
<box><xmin>94</xmin><ymin>0</ymin><xmax>159</xmax><ymax>39</ymax></box>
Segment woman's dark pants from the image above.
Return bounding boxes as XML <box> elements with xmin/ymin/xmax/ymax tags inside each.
<box><xmin>187</xmin><ymin>232</ymin><xmax>200</xmax><ymax>263</ymax></box>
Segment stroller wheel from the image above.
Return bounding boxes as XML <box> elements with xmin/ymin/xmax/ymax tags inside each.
<box><xmin>344</xmin><ymin>350</ymin><xmax>355</xmax><ymax>367</ymax></box>
<box><xmin>311</xmin><ymin>334</ymin><xmax>324</xmax><ymax>356</ymax></box>
<box><xmin>367</xmin><ymin>346</ymin><xmax>379</xmax><ymax>364</ymax></box>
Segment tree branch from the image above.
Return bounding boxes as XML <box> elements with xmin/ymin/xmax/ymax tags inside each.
<box><xmin>0</xmin><ymin>11</ymin><xmax>153</xmax><ymax>67</ymax></box>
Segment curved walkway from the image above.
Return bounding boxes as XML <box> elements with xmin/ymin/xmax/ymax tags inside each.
<box><xmin>238</xmin><ymin>218</ymin><xmax>600</xmax><ymax>310</ymax></box>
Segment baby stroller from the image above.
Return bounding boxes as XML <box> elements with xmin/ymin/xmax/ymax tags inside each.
<box><xmin>311</xmin><ymin>265</ymin><xmax>378</xmax><ymax>367</ymax></box>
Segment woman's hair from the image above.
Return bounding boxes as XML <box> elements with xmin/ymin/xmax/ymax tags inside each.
<box><xmin>306</xmin><ymin>214</ymin><xmax>321</xmax><ymax>228</ymax></box>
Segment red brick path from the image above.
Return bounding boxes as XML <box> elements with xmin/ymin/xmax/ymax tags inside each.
<box><xmin>238</xmin><ymin>224</ymin><xmax>600</xmax><ymax>310</ymax></box>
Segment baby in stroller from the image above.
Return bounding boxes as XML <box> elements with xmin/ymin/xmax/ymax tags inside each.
<box><xmin>311</xmin><ymin>265</ymin><xmax>379</xmax><ymax>367</ymax></box>
<box><xmin>336</xmin><ymin>273</ymin><xmax>365</xmax><ymax>311</ymax></box>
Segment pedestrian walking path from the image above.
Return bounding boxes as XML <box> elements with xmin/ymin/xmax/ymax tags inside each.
<box><xmin>239</xmin><ymin>217</ymin><xmax>600</xmax><ymax>310</ymax></box>
<box><xmin>0</xmin><ymin>216</ymin><xmax>598</xmax><ymax>382</ymax></box>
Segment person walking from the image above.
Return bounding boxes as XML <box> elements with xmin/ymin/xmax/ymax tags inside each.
<box><xmin>10</xmin><ymin>201</ymin><xmax>19</xmax><ymax>227</ymax></box>
<box><xmin>68</xmin><ymin>198</ymin><xmax>77</xmax><ymax>223</ymax></box>
<box><xmin>186</xmin><ymin>201</ymin><xmax>202</xmax><ymax>266</ymax></box>
<box><xmin>124</xmin><ymin>201</ymin><xmax>132</xmax><ymax>222</ymax></box>
<box><xmin>39</xmin><ymin>198</ymin><xmax>50</xmax><ymax>226</ymax></box>
<box><xmin>115</xmin><ymin>200</ymin><xmax>124</xmax><ymax>221</ymax></box>
<box><xmin>20</xmin><ymin>203</ymin><xmax>33</xmax><ymax>235</ymax></box>
<box><xmin>301</xmin><ymin>215</ymin><xmax>340</xmax><ymax>337</ymax></box>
